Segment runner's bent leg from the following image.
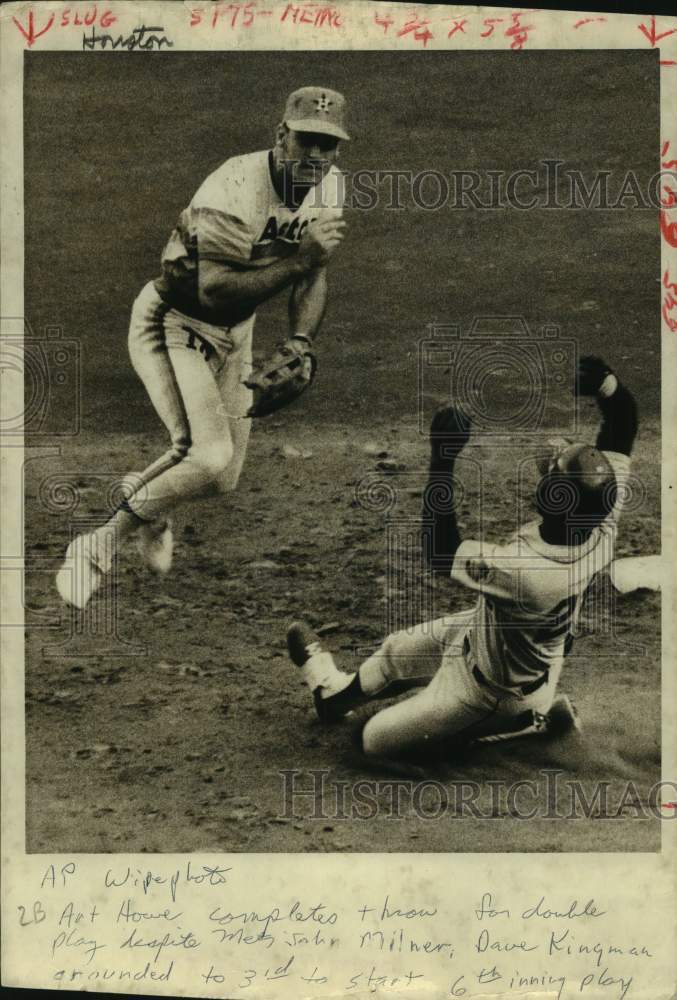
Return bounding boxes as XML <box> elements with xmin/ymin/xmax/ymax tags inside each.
<box><xmin>359</xmin><ymin>617</ymin><xmax>562</xmax><ymax>759</ymax></box>
<box><xmin>361</xmin><ymin>644</ymin><xmax>500</xmax><ymax>758</ymax></box>
<box><xmin>358</xmin><ymin>612</ymin><xmax>473</xmax><ymax>695</ymax></box>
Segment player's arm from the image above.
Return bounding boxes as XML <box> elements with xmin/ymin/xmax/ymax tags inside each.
<box><xmin>288</xmin><ymin>266</ymin><xmax>328</xmax><ymax>345</ymax></box>
<box><xmin>421</xmin><ymin>406</ymin><xmax>472</xmax><ymax>575</ymax></box>
<box><xmin>577</xmin><ymin>355</ymin><xmax>638</xmax><ymax>457</ymax></box>
<box><xmin>199</xmin><ymin>256</ymin><xmax>308</xmax><ymax>317</ymax></box>
<box><xmin>287</xmin><ymin>183</ymin><xmax>344</xmax><ymax>344</ymax></box>
<box><xmin>198</xmin><ymin>218</ymin><xmax>345</xmax><ymax>316</ymax></box>
<box><xmin>421</xmin><ymin>407</ymin><xmax>522</xmax><ymax>602</ymax></box>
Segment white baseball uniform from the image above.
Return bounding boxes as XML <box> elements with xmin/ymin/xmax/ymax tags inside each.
<box><xmin>124</xmin><ymin>151</ymin><xmax>344</xmax><ymax>523</ymax></box>
<box><xmin>360</xmin><ymin>451</ymin><xmax>631</xmax><ymax>757</ymax></box>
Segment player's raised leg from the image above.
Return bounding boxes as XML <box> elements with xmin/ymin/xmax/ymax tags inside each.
<box><xmin>57</xmin><ymin>289</ymin><xmax>236</xmax><ymax>608</ymax></box>
<box><xmin>122</xmin><ymin>347</ymin><xmax>233</xmax><ymax>523</ymax></box>
<box><xmin>56</xmin><ymin>285</ymin><xmax>189</xmax><ymax>607</ymax></box>
<box><xmin>123</xmin><ymin>286</ymin><xmax>196</xmax><ymax>574</ymax></box>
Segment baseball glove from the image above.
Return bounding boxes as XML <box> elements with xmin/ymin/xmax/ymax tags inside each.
<box><xmin>244</xmin><ymin>337</ymin><xmax>317</xmax><ymax>418</ymax></box>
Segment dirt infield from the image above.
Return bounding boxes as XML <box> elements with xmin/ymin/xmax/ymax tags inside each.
<box><xmin>22</xmin><ymin>50</ymin><xmax>661</xmax><ymax>852</ymax></box>
<box><xmin>24</xmin><ymin>418</ymin><xmax>660</xmax><ymax>853</ymax></box>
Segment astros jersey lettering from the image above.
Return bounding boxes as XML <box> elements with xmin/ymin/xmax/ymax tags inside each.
<box><xmin>450</xmin><ymin>451</ymin><xmax>630</xmax><ymax>693</ymax></box>
<box><xmin>154</xmin><ymin>150</ymin><xmax>344</xmax><ymax>325</ymax></box>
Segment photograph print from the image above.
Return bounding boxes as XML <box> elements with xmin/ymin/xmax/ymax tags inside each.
<box><xmin>21</xmin><ymin>48</ymin><xmax>661</xmax><ymax>853</ymax></box>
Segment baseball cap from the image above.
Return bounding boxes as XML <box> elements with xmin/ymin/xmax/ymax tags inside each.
<box><xmin>283</xmin><ymin>87</ymin><xmax>350</xmax><ymax>141</ymax></box>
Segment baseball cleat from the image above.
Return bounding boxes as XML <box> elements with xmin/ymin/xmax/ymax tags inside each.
<box><xmin>136</xmin><ymin>518</ymin><xmax>173</xmax><ymax>574</ymax></box>
<box><xmin>544</xmin><ymin>693</ymin><xmax>581</xmax><ymax>737</ymax></box>
<box><xmin>287</xmin><ymin>621</ymin><xmax>363</xmax><ymax>724</ymax></box>
<box><xmin>55</xmin><ymin>534</ymin><xmax>108</xmax><ymax>609</ymax></box>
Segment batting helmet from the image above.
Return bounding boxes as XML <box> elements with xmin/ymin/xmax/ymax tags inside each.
<box><xmin>535</xmin><ymin>442</ymin><xmax>617</xmax><ymax>526</ymax></box>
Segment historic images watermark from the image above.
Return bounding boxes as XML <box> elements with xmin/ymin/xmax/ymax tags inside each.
<box><xmin>277</xmin><ymin>769</ymin><xmax>677</xmax><ymax>822</ymax></box>
<box><xmin>302</xmin><ymin>162</ymin><xmax>677</xmax><ymax>212</ymax></box>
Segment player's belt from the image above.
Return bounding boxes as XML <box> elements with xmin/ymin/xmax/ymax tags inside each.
<box><xmin>463</xmin><ymin>632</ymin><xmax>548</xmax><ymax>697</ymax></box>
<box><xmin>153</xmin><ymin>279</ymin><xmax>254</xmax><ymax>328</ymax></box>
<box><xmin>471</xmin><ymin>664</ymin><xmax>547</xmax><ymax>697</ymax></box>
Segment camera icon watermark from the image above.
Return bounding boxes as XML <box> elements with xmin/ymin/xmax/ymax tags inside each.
<box><xmin>12</xmin><ymin>468</ymin><xmax>149</xmax><ymax>657</ymax></box>
<box><xmin>0</xmin><ymin>318</ymin><xmax>81</xmax><ymax>437</ymax></box>
<box><xmin>418</xmin><ymin>317</ymin><xmax>578</xmax><ymax>443</ymax></box>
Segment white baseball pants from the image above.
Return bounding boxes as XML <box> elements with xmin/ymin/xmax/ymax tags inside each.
<box><xmin>360</xmin><ymin>612</ymin><xmax>562</xmax><ymax>758</ymax></box>
<box><xmin>123</xmin><ymin>282</ymin><xmax>254</xmax><ymax>523</ymax></box>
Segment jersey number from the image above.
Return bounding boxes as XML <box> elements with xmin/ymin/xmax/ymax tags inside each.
<box><xmin>181</xmin><ymin>324</ymin><xmax>214</xmax><ymax>362</ymax></box>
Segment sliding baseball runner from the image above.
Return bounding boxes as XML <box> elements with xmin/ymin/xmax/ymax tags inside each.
<box><xmin>288</xmin><ymin>356</ymin><xmax>638</xmax><ymax>760</ymax></box>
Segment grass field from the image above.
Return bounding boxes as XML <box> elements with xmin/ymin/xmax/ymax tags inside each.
<box><xmin>23</xmin><ymin>50</ymin><xmax>661</xmax><ymax>852</ymax></box>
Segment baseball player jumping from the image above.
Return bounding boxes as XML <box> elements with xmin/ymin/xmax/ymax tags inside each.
<box><xmin>288</xmin><ymin>356</ymin><xmax>638</xmax><ymax>759</ymax></box>
<box><xmin>57</xmin><ymin>87</ymin><xmax>349</xmax><ymax>608</ymax></box>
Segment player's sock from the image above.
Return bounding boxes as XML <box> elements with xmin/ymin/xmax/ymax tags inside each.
<box><xmin>317</xmin><ymin>671</ymin><xmax>362</xmax><ymax>702</ymax></box>
<box><xmin>312</xmin><ymin>672</ymin><xmax>366</xmax><ymax>724</ymax></box>
<box><xmin>91</xmin><ymin>508</ymin><xmax>148</xmax><ymax>559</ymax></box>
<box><xmin>56</xmin><ymin>533</ymin><xmax>111</xmax><ymax>609</ymax></box>
<box><xmin>288</xmin><ymin>622</ymin><xmax>367</xmax><ymax>723</ymax></box>
<box><xmin>300</xmin><ymin>649</ymin><xmax>355</xmax><ymax>699</ymax></box>
<box><xmin>74</xmin><ymin>526</ymin><xmax>115</xmax><ymax>576</ymax></box>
